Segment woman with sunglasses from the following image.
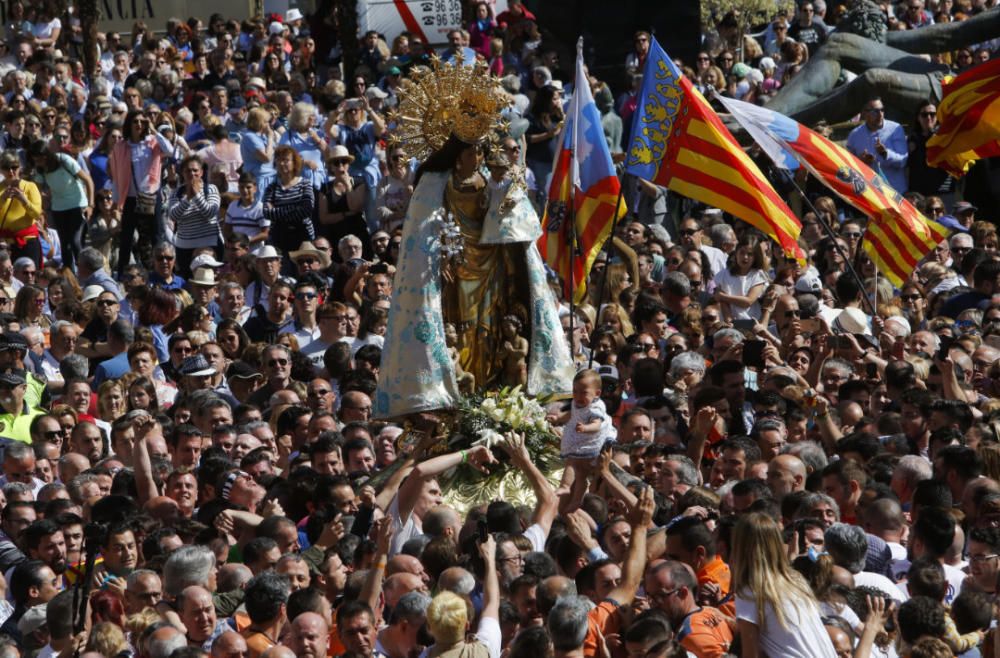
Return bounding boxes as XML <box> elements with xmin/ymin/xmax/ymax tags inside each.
<box><xmin>0</xmin><ymin>150</ymin><xmax>43</xmax><ymax>267</ymax></box>
<box><xmin>27</xmin><ymin>139</ymin><xmax>94</xmax><ymax>271</ymax></box>
<box><xmin>108</xmin><ymin>110</ymin><xmax>174</xmax><ymax>279</ymax></box>
<box><xmin>907</xmin><ymin>100</ymin><xmax>954</xmax><ymax>201</ymax></box>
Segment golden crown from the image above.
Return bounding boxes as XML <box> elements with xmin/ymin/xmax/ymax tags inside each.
<box><xmin>387</xmin><ymin>53</ymin><xmax>511</xmax><ymax>162</ymax></box>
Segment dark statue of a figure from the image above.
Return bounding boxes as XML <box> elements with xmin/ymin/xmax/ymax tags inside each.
<box><xmin>766</xmin><ymin>0</ymin><xmax>1000</xmax><ymax>124</ymax></box>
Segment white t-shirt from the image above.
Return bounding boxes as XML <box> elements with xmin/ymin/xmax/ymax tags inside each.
<box><xmin>735</xmin><ymin>593</ymin><xmax>837</xmax><ymax>658</ymax></box>
<box><xmin>892</xmin><ymin>559</ymin><xmax>965</xmax><ymax>605</ymax></box>
<box><xmin>387</xmin><ymin>494</ymin><xmax>422</xmax><ymax>557</ymax></box>
<box><xmin>712</xmin><ymin>268</ymin><xmax>769</xmax><ymax>321</ymax></box>
<box><xmin>853</xmin><ymin>571</ymin><xmax>908</xmax><ymax>602</ymax></box>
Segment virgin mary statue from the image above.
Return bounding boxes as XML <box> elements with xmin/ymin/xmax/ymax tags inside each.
<box><xmin>375</xmin><ymin>57</ymin><xmax>574</xmax><ymax>419</ymax></box>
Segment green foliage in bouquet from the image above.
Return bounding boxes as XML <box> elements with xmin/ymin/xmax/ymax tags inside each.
<box><xmin>441</xmin><ymin>386</ymin><xmax>562</xmax><ymax>491</ymax></box>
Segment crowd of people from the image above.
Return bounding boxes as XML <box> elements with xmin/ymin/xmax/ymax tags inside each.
<box><xmin>0</xmin><ymin>0</ymin><xmax>995</xmax><ymax>658</ymax></box>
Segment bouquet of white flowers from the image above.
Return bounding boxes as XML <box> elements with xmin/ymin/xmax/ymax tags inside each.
<box><xmin>440</xmin><ymin>386</ymin><xmax>561</xmax><ymax>506</ymax></box>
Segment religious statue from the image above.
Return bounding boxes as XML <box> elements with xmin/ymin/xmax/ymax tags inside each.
<box><xmin>498</xmin><ymin>315</ymin><xmax>529</xmax><ymax>388</ymax></box>
<box><xmin>444</xmin><ymin>322</ymin><xmax>476</xmax><ymax>395</ymax></box>
<box><xmin>375</xmin><ymin>56</ymin><xmax>574</xmax><ymax>419</ymax></box>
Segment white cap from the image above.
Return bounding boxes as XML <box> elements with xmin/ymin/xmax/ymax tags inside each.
<box><xmin>269</xmin><ymin>21</ymin><xmax>285</xmax><ymax>36</ymax></box>
<box><xmin>191</xmin><ymin>254</ymin><xmax>225</xmax><ymax>270</ymax></box>
<box><xmin>81</xmin><ymin>285</ymin><xmax>105</xmax><ymax>303</ymax></box>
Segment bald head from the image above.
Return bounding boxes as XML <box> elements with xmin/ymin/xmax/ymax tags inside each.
<box><xmin>289</xmin><ymin>611</ymin><xmax>329</xmax><ymax>658</ymax></box>
<box><xmin>437</xmin><ymin>567</ymin><xmax>475</xmax><ymax>596</ymax></box>
<box><xmin>211</xmin><ymin>631</ymin><xmax>248</xmax><ymax>658</ymax></box>
<box><xmin>383</xmin><ymin>572</ymin><xmax>425</xmax><ymax>608</ymax></box>
<box><xmin>217</xmin><ymin>563</ymin><xmax>253</xmax><ymax>593</ymax></box>
<box><xmin>386</xmin><ymin>554</ymin><xmax>429</xmax><ymax>586</ymax></box>
<box><xmin>144</xmin><ymin>496</ymin><xmax>181</xmax><ymax>522</ymax></box>
<box><xmin>767</xmin><ymin>454</ymin><xmax>807</xmax><ymax>499</ymax></box>
<box><xmin>537</xmin><ymin>575</ymin><xmax>576</xmax><ymax>617</ymax></box>
<box><xmin>261</xmin><ymin>647</ymin><xmax>296</xmax><ymax>658</ymax></box>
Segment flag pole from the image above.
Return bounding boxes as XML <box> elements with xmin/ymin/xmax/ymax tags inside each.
<box><xmin>789</xmin><ymin>178</ymin><xmax>878</xmax><ymax>317</ymax></box>
<box><xmin>587</xmin><ymin>183</ymin><xmax>626</xmax><ymax>370</ymax></box>
<box><xmin>568</xmin><ymin>37</ymin><xmax>584</xmax><ymax>366</ymax></box>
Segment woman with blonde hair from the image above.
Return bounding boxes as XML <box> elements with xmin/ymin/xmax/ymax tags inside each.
<box><xmin>240</xmin><ymin>107</ymin><xmax>277</xmax><ymax>201</ymax></box>
<box><xmin>97</xmin><ymin>380</ymin><xmax>127</xmax><ymax>422</ymax></box>
<box><xmin>598</xmin><ymin>303</ymin><xmax>635</xmax><ymax>338</ymax></box>
<box><xmin>279</xmin><ymin>102</ymin><xmax>329</xmax><ymax>189</ymax></box>
<box><xmin>426</xmin><ymin>535</ymin><xmax>500</xmax><ymax>658</ymax></box>
<box><xmin>732</xmin><ymin>512</ymin><xmax>837</xmax><ymax>657</ymax></box>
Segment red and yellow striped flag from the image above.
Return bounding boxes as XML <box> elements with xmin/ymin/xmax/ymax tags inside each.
<box><xmin>927</xmin><ymin>58</ymin><xmax>1000</xmax><ymax>176</ymax></box>
<box><xmin>624</xmin><ymin>38</ymin><xmax>803</xmax><ymax>260</ymax></box>
<box><xmin>719</xmin><ymin>96</ymin><xmax>949</xmax><ymax>288</ymax></box>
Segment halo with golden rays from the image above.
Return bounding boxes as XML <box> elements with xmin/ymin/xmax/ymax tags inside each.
<box><xmin>387</xmin><ymin>53</ymin><xmax>511</xmax><ymax>162</ymax></box>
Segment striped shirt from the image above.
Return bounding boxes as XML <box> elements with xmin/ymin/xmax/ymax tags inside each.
<box><xmin>225</xmin><ymin>199</ymin><xmax>269</xmax><ymax>238</ymax></box>
<box><xmin>262</xmin><ymin>178</ymin><xmax>315</xmax><ymax>241</ymax></box>
<box><xmin>168</xmin><ymin>183</ymin><xmax>222</xmax><ymax>249</ymax></box>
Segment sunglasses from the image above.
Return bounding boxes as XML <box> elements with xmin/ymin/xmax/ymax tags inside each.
<box><xmin>295</xmin><ymin>292</ymin><xmax>317</xmax><ymax>300</ymax></box>
<box><xmin>97</xmin><ymin>299</ymin><xmax>118</xmax><ymax>307</ymax></box>
<box><xmin>268</xmin><ymin>358</ymin><xmax>289</xmax><ymax>367</ymax></box>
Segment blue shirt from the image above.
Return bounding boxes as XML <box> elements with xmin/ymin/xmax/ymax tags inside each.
<box><xmin>845</xmin><ymin>119</ymin><xmax>908</xmax><ymax>195</ymax></box>
<box><xmin>92</xmin><ymin>352</ymin><xmax>130</xmax><ymax>389</ymax></box>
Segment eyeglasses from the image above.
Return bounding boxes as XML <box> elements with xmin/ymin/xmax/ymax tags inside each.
<box><xmin>97</xmin><ymin>299</ymin><xmax>119</xmax><ymax>307</ymax></box>
<box><xmin>42</xmin><ymin>430</ymin><xmax>63</xmax><ymax>440</ymax></box>
<box><xmin>919</xmin><ymin>111</ymin><xmax>936</xmax><ymax>118</ymax></box>
<box><xmin>268</xmin><ymin>358</ymin><xmax>289</xmax><ymax>367</ymax></box>
<box><xmin>308</xmin><ymin>388</ymin><xmax>332</xmax><ymax>396</ymax></box>
<box><xmin>639</xmin><ymin>342</ymin><xmax>656</xmax><ymax>352</ymax></box>
<box><xmin>157</xmin><ymin>255</ymin><xmax>175</xmax><ymax>262</ymax></box>
<box><xmin>697</xmin><ymin>56</ymin><xmax>710</xmax><ymax>61</ymax></box>
<box><xmin>785</xmin><ymin>310</ymin><xmax>801</xmax><ymax>318</ymax></box>
<box><xmin>331</xmin><ymin>159</ymin><xmax>351</xmax><ymax>166</ymax></box>
<box><xmin>843</xmin><ymin>231</ymin><xmax>862</xmax><ymax>238</ymax></box>
<box><xmin>679</xmin><ymin>228</ymin><xmax>699</xmax><ymax>236</ymax></box>
<box><xmin>173</xmin><ymin>346</ymin><xmax>193</xmax><ymax>354</ymax></box>
<box><xmin>970</xmin><ymin>553</ymin><xmax>999</xmax><ymax>563</ymax></box>
<box><xmin>866</xmin><ymin>107</ymin><xmax>885</xmax><ymax>114</ymax></box>
<box><xmin>901</xmin><ymin>294</ymin><xmax>921</xmax><ymax>302</ymax></box>
<box><xmin>295</xmin><ymin>292</ymin><xmax>317</xmax><ymax>300</ymax></box>
<box><xmin>0</xmin><ymin>299</ymin><xmax>9</xmax><ymax>306</ymax></box>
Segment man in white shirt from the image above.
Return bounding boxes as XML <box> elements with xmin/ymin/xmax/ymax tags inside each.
<box><xmin>677</xmin><ymin>216</ymin><xmax>726</xmax><ymax>278</ymax></box>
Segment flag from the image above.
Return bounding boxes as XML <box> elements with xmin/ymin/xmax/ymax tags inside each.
<box><xmin>624</xmin><ymin>38</ymin><xmax>803</xmax><ymax>260</ymax></box>
<box><xmin>538</xmin><ymin>39</ymin><xmax>628</xmax><ymax>304</ymax></box>
<box><xmin>926</xmin><ymin>58</ymin><xmax>1000</xmax><ymax>177</ymax></box>
<box><xmin>717</xmin><ymin>95</ymin><xmax>949</xmax><ymax>288</ymax></box>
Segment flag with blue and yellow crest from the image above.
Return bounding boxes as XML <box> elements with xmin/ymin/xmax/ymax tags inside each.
<box><xmin>625</xmin><ymin>38</ymin><xmax>803</xmax><ymax>260</ymax></box>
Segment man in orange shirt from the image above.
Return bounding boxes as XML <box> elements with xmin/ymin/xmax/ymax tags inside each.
<box><xmin>665</xmin><ymin>517</ymin><xmax>734</xmax><ymax>617</ymax></box>
<box><xmin>241</xmin><ymin>572</ymin><xmax>289</xmax><ymax>658</ymax></box>
<box><xmin>643</xmin><ymin>561</ymin><xmax>733</xmax><ymax>658</ymax></box>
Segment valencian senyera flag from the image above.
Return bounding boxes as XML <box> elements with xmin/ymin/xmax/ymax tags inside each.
<box><xmin>624</xmin><ymin>37</ymin><xmax>803</xmax><ymax>260</ymax></box>
<box><xmin>717</xmin><ymin>95</ymin><xmax>949</xmax><ymax>289</ymax></box>
<box><xmin>538</xmin><ymin>38</ymin><xmax>628</xmax><ymax>304</ymax></box>
<box><xmin>926</xmin><ymin>57</ymin><xmax>1000</xmax><ymax>177</ymax></box>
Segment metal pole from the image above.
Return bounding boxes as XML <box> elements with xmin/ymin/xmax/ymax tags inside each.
<box><xmin>787</xmin><ymin>176</ymin><xmax>878</xmax><ymax>317</ymax></box>
<box><xmin>587</xmin><ymin>184</ymin><xmax>626</xmax><ymax>370</ymax></box>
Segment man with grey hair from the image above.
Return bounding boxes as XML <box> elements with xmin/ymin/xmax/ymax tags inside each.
<box><xmin>820</xmin><ymin>357</ymin><xmax>854</xmax><ymax>403</ymax></box>
<box><xmin>149</xmin><ymin>242</ymin><xmax>184</xmax><ymax>291</ymax></box>
<box><xmin>76</xmin><ymin>247</ymin><xmax>121</xmax><ymax>298</ymax></box>
<box><xmin>786</xmin><ymin>440</ymin><xmax>828</xmax><ymax>475</ymax></box>
<box><xmin>376</xmin><ymin>591</ymin><xmax>431</xmax><ymax>658</ymax></box>
<box><xmin>661</xmin><ymin>455</ymin><xmax>698</xmax><ymax>499</ymax></box>
<box><xmin>547</xmin><ymin>595</ymin><xmax>591</xmax><ymax>656</ymax></box>
<box><xmin>163</xmin><ymin>544</ymin><xmax>217</xmax><ymax>598</ymax></box>
<box><xmin>890</xmin><ymin>455</ymin><xmax>932</xmax><ymax>508</ymax></box>
<box><xmin>660</xmin><ymin>270</ymin><xmax>691</xmax><ymax>317</ymax></box>
<box><xmin>125</xmin><ymin>569</ymin><xmax>162</xmax><ymax>615</ymax></box>
<box><xmin>825</xmin><ymin>522</ymin><xmax>905</xmax><ymax>601</ymax></box>
<box><xmin>40</xmin><ymin>321</ymin><xmax>79</xmax><ymax>395</ymax></box>
<box><xmin>707</xmin><ymin>223</ymin><xmax>737</xmax><ymax>254</ymax></box>
<box><xmin>795</xmin><ymin>492</ymin><xmax>840</xmax><ymax>528</ymax></box>
<box><xmin>11</xmin><ymin>257</ymin><xmax>35</xmax><ymax>287</ymax></box>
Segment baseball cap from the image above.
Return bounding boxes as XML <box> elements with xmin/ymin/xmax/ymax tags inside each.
<box><xmin>794</xmin><ymin>272</ymin><xmax>822</xmax><ymax>295</ymax></box>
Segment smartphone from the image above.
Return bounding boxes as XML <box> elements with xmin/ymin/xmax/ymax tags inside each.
<box><xmin>742</xmin><ymin>340</ymin><xmax>766</xmax><ymax>369</ymax></box>
<box><xmin>865</xmin><ymin>362</ymin><xmax>878</xmax><ymax>378</ymax></box>
<box><xmin>937</xmin><ymin>335</ymin><xmax>955</xmax><ymax>361</ymax></box>
<box><xmin>732</xmin><ymin>319</ymin><xmax>756</xmax><ymax>332</ymax></box>
<box><xmin>833</xmin><ymin>335</ymin><xmax>854</xmax><ymax>350</ymax></box>
<box><xmin>477</xmin><ymin>518</ymin><xmax>488</xmax><ymax>543</ymax></box>
<box><xmin>800</xmin><ymin>317</ymin><xmax>821</xmax><ymax>334</ymax></box>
